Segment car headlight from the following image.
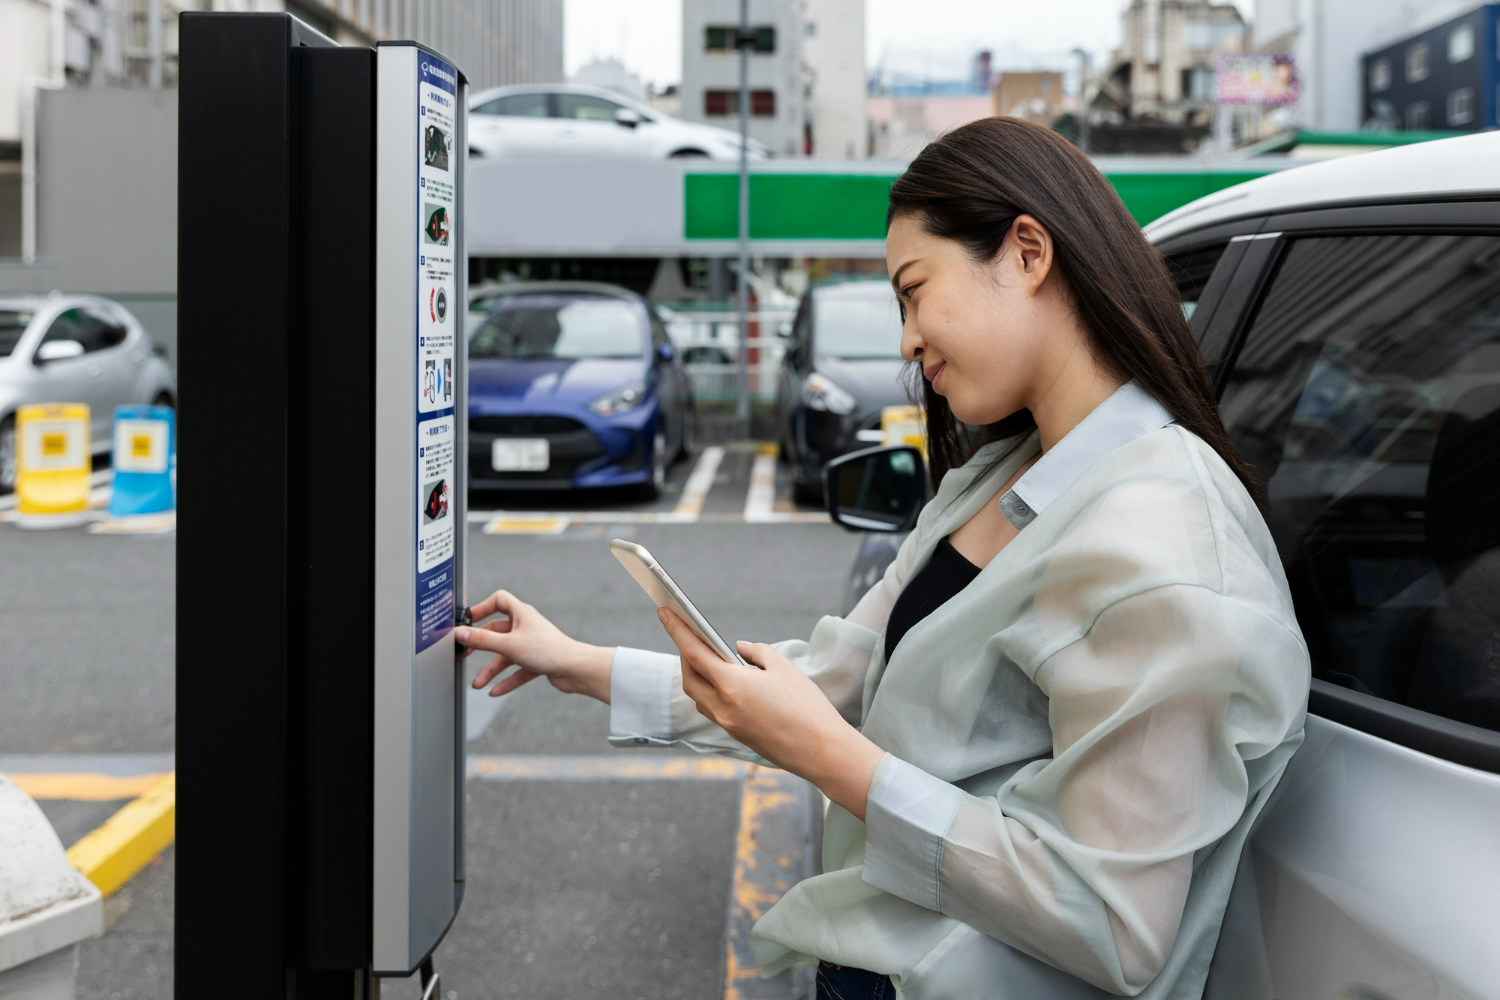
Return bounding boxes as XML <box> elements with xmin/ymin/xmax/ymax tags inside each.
<box><xmin>802</xmin><ymin>372</ymin><xmax>857</xmax><ymax>415</ymax></box>
<box><xmin>588</xmin><ymin>380</ymin><xmax>648</xmax><ymax>417</ymax></box>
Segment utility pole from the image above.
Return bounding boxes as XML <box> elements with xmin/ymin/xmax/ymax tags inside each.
<box><xmin>734</xmin><ymin>0</ymin><xmax>752</xmax><ymax>437</ymax></box>
<box><xmin>1071</xmin><ymin>47</ymin><xmax>1092</xmax><ymax>154</ymax></box>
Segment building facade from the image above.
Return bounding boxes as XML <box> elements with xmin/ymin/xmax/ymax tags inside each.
<box><xmin>1362</xmin><ymin>4</ymin><xmax>1498</xmax><ymax>131</ymax></box>
<box><xmin>681</xmin><ymin>0</ymin><xmax>807</xmax><ymax>156</ymax></box>
<box><xmin>801</xmin><ymin>0</ymin><xmax>866</xmax><ymax>157</ymax></box>
<box><xmin>1101</xmin><ymin>0</ymin><xmax>1246</xmax><ymax>127</ymax></box>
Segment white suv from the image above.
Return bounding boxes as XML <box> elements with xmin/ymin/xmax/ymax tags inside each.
<box><xmin>467</xmin><ymin>83</ymin><xmax>770</xmax><ymax>161</ymax></box>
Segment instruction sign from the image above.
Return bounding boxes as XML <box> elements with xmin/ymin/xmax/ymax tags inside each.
<box><xmin>414</xmin><ymin>51</ymin><xmax>459</xmax><ymax>653</ymax></box>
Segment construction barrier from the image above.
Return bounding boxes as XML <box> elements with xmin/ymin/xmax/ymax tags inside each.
<box><xmin>108</xmin><ymin>405</ymin><xmax>175</xmax><ymax>516</ymax></box>
<box><xmin>15</xmin><ymin>403</ymin><xmax>92</xmax><ymax>524</ymax></box>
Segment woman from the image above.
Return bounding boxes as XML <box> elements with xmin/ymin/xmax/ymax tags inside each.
<box><xmin>453</xmin><ymin>118</ymin><xmax>1309</xmax><ymax>999</ymax></box>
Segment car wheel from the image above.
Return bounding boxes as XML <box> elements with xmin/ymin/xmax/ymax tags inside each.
<box><xmin>636</xmin><ymin>430</ymin><xmax>668</xmax><ymax>500</ymax></box>
<box><xmin>0</xmin><ymin>416</ymin><xmax>15</xmax><ymax>494</ymax></box>
<box><xmin>793</xmin><ymin>477</ymin><xmax>823</xmax><ymax>507</ymax></box>
<box><xmin>668</xmin><ymin>149</ymin><xmax>710</xmax><ymax>158</ymax></box>
<box><xmin>152</xmin><ymin>392</ymin><xmax>174</xmax><ymax>410</ymax></box>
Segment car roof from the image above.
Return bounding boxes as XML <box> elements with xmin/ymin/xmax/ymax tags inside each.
<box><xmin>1145</xmin><ymin>130</ymin><xmax>1500</xmax><ymax>243</ymax></box>
<box><xmin>469</xmin><ymin>280</ymin><xmax>647</xmax><ymax>303</ymax></box>
<box><xmin>469</xmin><ymin>82</ymin><xmax>649</xmax><ymax>112</ymax></box>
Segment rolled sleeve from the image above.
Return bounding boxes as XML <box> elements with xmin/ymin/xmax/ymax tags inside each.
<box><xmin>860</xmin><ymin>753</ymin><xmax>966</xmax><ymax>912</ymax></box>
<box><xmin>607</xmin><ymin>646</ymin><xmax>679</xmax><ymax>747</ymax></box>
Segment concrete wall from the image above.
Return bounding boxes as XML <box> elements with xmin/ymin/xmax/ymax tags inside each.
<box><xmin>682</xmin><ymin>0</ymin><xmax>806</xmax><ymax>156</ymax></box>
<box><xmin>0</xmin><ymin>88</ymin><xmax>177</xmax><ymax>365</ymax></box>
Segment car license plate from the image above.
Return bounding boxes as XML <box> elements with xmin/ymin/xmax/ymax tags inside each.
<box><xmin>492</xmin><ymin>438</ymin><xmax>549</xmax><ymax>472</ymax></box>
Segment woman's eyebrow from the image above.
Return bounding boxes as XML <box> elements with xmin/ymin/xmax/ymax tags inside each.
<box><xmin>889</xmin><ymin>259</ymin><xmax>916</xmax><ymax>292</ymax></box>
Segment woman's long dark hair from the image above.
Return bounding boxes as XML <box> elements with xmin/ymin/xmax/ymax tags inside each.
<box><xmin>888</xmin><ymin>117</ymin><xmax>1257</xmax><ymax>501</ymax></box>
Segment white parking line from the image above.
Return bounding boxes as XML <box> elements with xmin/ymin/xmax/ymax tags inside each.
<box><xmin>674</xmin><ymin>445</ymin><xmax>725</xmax><ymax>520</ymax></box>
<box><xmin>743</xmin><ymin>444</ymin><xmax>778</xmax><ymax>522</ymax></box>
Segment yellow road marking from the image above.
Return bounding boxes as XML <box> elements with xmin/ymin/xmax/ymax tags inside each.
<box><xmin>10</xmin><ymin>771</ymin><xmax>171</xmax><ymax>801</ymax></box>
<box><xmin>467</xmin><ymin>753</ymin><xmax>748</xmax><ymax>781</ymax></box>
<box><xmin>482</xmin><ymin>515</ymin><xmax>569</xmax><ymax>535</ymax></box>
<box><xmin>66</xmin><ymin>772</ymin><xmax>175</xmax><ymax>897</ymax></box>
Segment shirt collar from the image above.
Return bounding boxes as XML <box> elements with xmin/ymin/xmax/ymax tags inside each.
<box><xmin>997</xmin><ymin>381</ymin><xmax>1175</xmax><ymax>530</ymax></box>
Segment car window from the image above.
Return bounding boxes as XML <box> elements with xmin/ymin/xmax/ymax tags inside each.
<box><xmin>1164</xmin><ymin>243</ymin><xmax>1227</xmax><ymax>321</ymax></box>
<box><xmin>39</xmin><ymin>307</ymin><xmax>123</xmax><ymax>355</ymax></box>
<box><xmin>470</xmin><ymin>295</ymin><xmax>645</xmax><ymax>359</ymax></box>
<box><xmin>473</xmin><ymin>93</ymin><xmax>549</xmax><ymax>117</ymax></box>
<box><xmin>1219</xmin><ymin>233</ymin><xmax>1500</xmax><ymax>732</ymax></box>
<box><xmin>0</xmin><ymin>309</ymin><xmax>33</xmax><ymax>358</ymax></box>
<box><xmin>556</xmin><ymin>93</ymin><xmax>622</xmax><ymax>122</ymax></box>
<box><xmin>812</xmin><ymin>286</ymin><xmax>905</xmax><ymax>360</ymax></box>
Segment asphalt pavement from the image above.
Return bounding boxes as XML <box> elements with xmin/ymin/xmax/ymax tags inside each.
<box><xmin>0</xmin><ymin>443</ymin><xmax>862</xmax><ymax>1000</ymax></box>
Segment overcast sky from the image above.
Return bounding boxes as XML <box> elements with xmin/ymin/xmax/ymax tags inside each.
<box><xmin>564</xmin><ymin>0</ymin><xmax>1127</xmax><ymax>89</ymax></box>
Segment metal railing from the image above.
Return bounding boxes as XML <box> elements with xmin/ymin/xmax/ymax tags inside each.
<box><xmin>660</xmin><ymin>309</ymin><xmax>796</xmax><ymax>404</ymax></box>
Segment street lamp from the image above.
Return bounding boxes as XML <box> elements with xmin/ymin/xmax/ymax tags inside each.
<box><xmin>733</xmin><ymin>1</ymin><xmax>753</xmax><ymax>436</ymax></box>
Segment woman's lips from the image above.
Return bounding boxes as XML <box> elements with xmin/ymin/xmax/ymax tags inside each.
<box><xmin>925</xmin><ymin>362</ymin><xmax>946</xmax><ymax>391</ymax></box>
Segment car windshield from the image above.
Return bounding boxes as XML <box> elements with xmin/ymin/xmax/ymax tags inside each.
<box><xmin>470</xmin><ymin>295</ymin><xmax>645</xmax><ymax>359</ymax></box>
<box><xmin>813</xmin><ymin>285</ymin><xmax>905</xmax><ymax>359</ymax></box>
<box><xmin>0</xmin><ymin>309</ymin><xmax>33</xmax><ymax>358</ymax></box>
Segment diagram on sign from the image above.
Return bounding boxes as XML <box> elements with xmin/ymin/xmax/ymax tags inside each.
<box><xmin>429</xmin><ymin>287</ymin><xmax>447</xmax><ymax>323</ymax></box>
<box><xmin>423</xmin><ymin>123</ymin><xmax>451</xmax><ymax>171</ymax></box>
<box><xmin>422</xmin><ymin>477</ymin><xmax>449</xmax><ymax>523</ymax></box>
<box><xmin>423</xmin><ymin>204</ymin><xmax>450</xmax><ymax>246</ymax></box>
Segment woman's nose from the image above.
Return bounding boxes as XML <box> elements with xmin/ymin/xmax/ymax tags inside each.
<box><xmin>900</xmin><ymin>324</ymin><xmax>924</xmax><ymax>362</ymax></box>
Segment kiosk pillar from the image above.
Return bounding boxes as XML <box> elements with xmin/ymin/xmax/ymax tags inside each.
<box><xmin>176</xmin><ymin>14</ymin><xmax>468</xmax><ymax>997</ymax></box>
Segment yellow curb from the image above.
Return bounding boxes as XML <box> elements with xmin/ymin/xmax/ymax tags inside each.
<box><xmin>10</xmin><ymin>771</ymin><xmax>171</xmax><ymax>801</ymax></box>
<box><xmin>754</xmin><ymin>441</ymin><xmax>779</xmax><ymax>456</ymax></box>
<box><xmin>66</xmin><ymin>772</ymin><xmax>175</xmax><ymax>897</ymax></box>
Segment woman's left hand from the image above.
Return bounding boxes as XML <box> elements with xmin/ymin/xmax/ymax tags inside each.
<box><xmin>657</xmin><ymin>608</ymin><xmax>886</xmax><ymax>821</ymax></box>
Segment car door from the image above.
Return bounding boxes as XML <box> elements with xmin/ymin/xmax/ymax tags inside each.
<box><xmin>553</xmin><ymin>92</ymin><xmax>639</xmax><ymax>158</ymax></box>
<box><xmin>1198</xmin><ymin>214</ymin><xmax>1500</xmax><ymax>999</ymax></box>
<box><xmin>32</xmin><ymin>306</ymin><xmax>125</xmax><ymax>444</ymax></box>
<box><xmin>468</xmin><ymin>92</ymin><xmax>556</xmax><ymax>158</ymax></box>
<box><xmin>779</xmin><ymin>296</ymin><xmax>812</xmax><ymax>448</ymax></box>
<box><xmin>647</xmin><ymin>310</ymin><xmax>682</xmax><ymax>453</ymax></box>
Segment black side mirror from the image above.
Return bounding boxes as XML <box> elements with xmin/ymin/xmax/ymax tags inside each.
<box><xmin>824</xmin><ymin>445</ymin><xmax>926</xmax><ymax>533</ymax></box>
<box><xmin>656</xmin><ymin>341</ymin><xmax>675</xmax><ymax>362</ymax></box>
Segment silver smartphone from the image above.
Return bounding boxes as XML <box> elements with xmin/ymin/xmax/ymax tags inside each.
<box><xmin>609</xmin><ymin>539</ymin><xmax>753</xmax><ymax>667</ymax></box>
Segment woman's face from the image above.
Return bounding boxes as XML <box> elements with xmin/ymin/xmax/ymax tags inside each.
<box><xmin>885</xmin><ymin>212</ymin><xmax>1065</xmax><ymax>426</ymax></box>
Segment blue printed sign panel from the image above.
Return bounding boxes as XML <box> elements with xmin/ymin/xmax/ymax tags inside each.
<box><xmin>413</xmin><ymin>52</ymin><xmax>459</xmax><ymax>653</ymax></box>
<box><xmin>109</xmin><ymin>405</ymin><xmax>175</xmax><ymax>516</ymax></box>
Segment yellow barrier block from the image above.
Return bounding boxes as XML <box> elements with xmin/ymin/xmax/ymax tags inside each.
<box><xmin>17</xmin><ymin>403</ymin><xmax>92</xmax><ymax>514</ymax></box>
<box><xmin>65</xmin><ymin>772</ymin><xmax>175</xmax><ymax>897</ymax></box>
<box><xmin>880</xmin><ymin>404</ymin><xmax>926</xmax><ymax>456</ymax></box>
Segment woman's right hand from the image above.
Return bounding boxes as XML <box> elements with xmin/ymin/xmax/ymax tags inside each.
<box><xmin>457</xmin><ymin>590</ymin><xmax>613</xmax><ymax>703</ymax></box>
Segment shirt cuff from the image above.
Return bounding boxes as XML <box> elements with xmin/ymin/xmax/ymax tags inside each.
<box><xmin>607</xmin><ymin>646</ymin><xmax>679</xmax><ymax>747</ymax></box>
<box><xmin>860</xmin><ymin>753</ymin><xmax>966</xmax><ymax>912</ymax></box>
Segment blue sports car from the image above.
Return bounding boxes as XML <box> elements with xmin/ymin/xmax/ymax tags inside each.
<box><xmin>467</xmin><ymin>282</ymin><xmax>694</xmax><ymax>497</ymax></box>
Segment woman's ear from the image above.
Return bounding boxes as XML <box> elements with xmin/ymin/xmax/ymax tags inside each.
<box><xmin>1009</xmin><ymin>215</ymin><xmax>1053</xmax><ymax>292</ymax></box>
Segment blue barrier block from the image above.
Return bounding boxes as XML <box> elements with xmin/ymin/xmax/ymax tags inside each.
<box><xmin>109</xmin><ymin>406</ymin><xmax>176</xmax><ymax>516</ymax></box>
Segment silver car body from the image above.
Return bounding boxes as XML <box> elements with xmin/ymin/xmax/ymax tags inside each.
<box><xmin>0</xmin><ymin>293</ymin><xmax>177</xmax><ymax>489</ymax></box>
<box><xmin>467</xmin><ymin>83</ymin><xmax>771</xmax><ymax>161</ymax></box>
<box><xmin>843</xmin><ymin>132</ymin><xmax>1500</xmax><ymax>998</ymax></box>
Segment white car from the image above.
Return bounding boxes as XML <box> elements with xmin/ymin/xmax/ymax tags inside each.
<box><xmin>0</xmin><ymin>293</ymin><xmax>177</xmax><ymax>492</ymax></box>
<box><xmin>467</xmin><ymin>83</ymin><xmax>770</xmax><ymax>161</ymax></box>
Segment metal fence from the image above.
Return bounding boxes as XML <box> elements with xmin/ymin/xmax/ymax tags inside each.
<box><xmin>659</xmin><ymin>308</ymin><xmax>796</xmax><ymax>404</ymax></box>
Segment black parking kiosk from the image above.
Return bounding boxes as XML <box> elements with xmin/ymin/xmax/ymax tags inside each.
<box><xmin>176</xmin><ymin>14</ymin><xmax>468</xmax><ymax>998</ymax></box>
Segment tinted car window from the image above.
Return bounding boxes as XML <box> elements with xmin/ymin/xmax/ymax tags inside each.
<box><xmin>473</xmin><ymin>93</ymin><xmax>549</xmax><ymax>117</ymax></box>
<box><xmin>0</xmin><ymin>309</ymin><xmax>33</xmax><ymax>357</ymax></box>
<box><xmin>470</xmin><ymin>295</ymin><xmax>645</xmax><ymax>359</ymax></box>
<box><xmin>556</xmin><ymin>94</ymin><xmax>622</xmax><ymax>121</ymax></box>
<box><xmin>1165</xmin><ymin>243</ymin><xmax>1226</xmax><ymax>321</ymax></box>
<box><xmin>40</xmin><ymin>307</ymin><xmax>122</xmax><ymax>355</ymax></box>
<box><xmin>813</xmin><ymin>285</ymin><xmax>905</xmax><ymax>359</ymax></box>
<box><xmin>1220</xmin><ymin>233</ymin><xmax>1500</xmax><ymax>731</ymax></box>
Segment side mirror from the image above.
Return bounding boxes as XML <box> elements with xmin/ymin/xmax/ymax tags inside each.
<box><xmin>35</xmin><ymin>339</ymin><xmax>84</xmax><ymax>364</ymax></box>
<box><xmin>615</xmin><ymin>108</ymin><xmax>642</xmax><ymax>128</ymax></box>
<box><xmin>824</xmin><ymin>445</ymin><xmax>927</xmax><ymax>533</ymax></box>
<box><xmin>656</xmin><ymin>341</ymin><xmax>675</xmax><ymax>362</ymax></box>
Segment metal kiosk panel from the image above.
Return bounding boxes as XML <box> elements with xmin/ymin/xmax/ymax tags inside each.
<box><xmin>177</xmin><ymin>14</ymin><xmax>466</xmax><ymax>996</ymax></box>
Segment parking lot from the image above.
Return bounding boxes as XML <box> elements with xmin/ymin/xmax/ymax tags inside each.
<box><xmin>0</xmin><ymin>443</ymin><xmax>856</xmax><ymax>1000</ymax></box>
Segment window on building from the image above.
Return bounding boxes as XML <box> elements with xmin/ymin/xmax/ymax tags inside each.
<box><xmin>1218</xmin><ymin>233</ymin><xmax>1500</xmax><ymax>732</ymax></box>
<box><xmin>1182</xmin><ymin>65</ymin><xmax>1215</xmax><ymax>101</ymax></box>
<box><xmin>704</xmin><ymin>89</ymin><xmax>776</xmax><ymax>117</ymax></box>
<box><xmin>704</xmin><ymin>25</ymin><xmax>775</xmax><ymax>53</ymax></box>
<box><xmin>1407</xmin><ymin>101</ymin><xmax>1431</xmax><ymax>129</ymax></box>
<box><xmin>1407</xmin><ymin>41</ymin><xmax>1430</xmax><ymax>81</ymax></box>
<box><xmin>1448</xmin><ymin>87</ymin><xmax>1475</xmax><ymax>125</ymax></box>
<box><xmin>1369</xmin><ymin>58</ymin><xmax>1392</xmax><ymax>92</ymax></box>
<box><xmin>1183</xmin><ymin>19</ymin><xmax>1243</xmax><ymax>51</ymax></box>
<box><xmin>1449</xmin><ymin>23</ymin><xmax>1475</xmax><ymax>62</ymax></box>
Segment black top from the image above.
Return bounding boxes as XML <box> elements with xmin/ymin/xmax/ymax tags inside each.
<box><xmin>884</xmin><ymin>536</ymin><xmax>982</xmax><ymax>665</ymax></box>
